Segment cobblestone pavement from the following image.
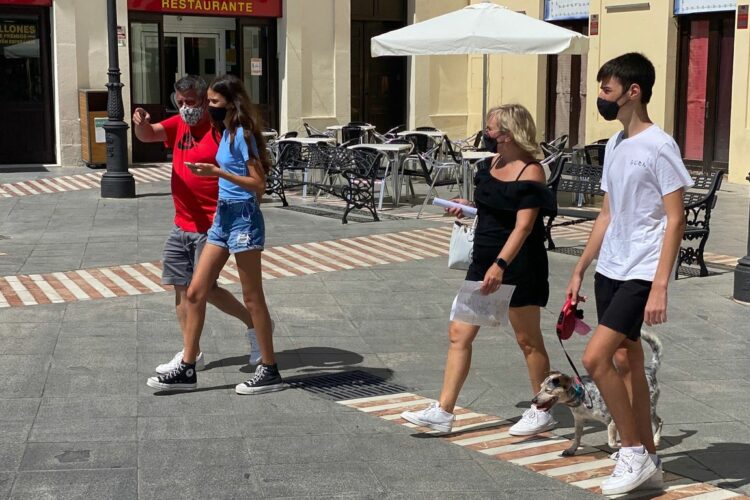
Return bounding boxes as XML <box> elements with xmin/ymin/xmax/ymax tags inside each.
<box><xmin>0</xmin><ymin>166</ymin><xmax>748</xmax><ymax>499</ymax></box>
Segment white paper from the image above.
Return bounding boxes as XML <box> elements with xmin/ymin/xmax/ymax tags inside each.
<box><xmin>433</xmin><ymin>197</ymin><xmax>478</xmax><ymax>217</ymax></box>
<box><xmin>450</xmin><ymin>280</ymin><xmax>515</xmax><ymax>327</ymax></box>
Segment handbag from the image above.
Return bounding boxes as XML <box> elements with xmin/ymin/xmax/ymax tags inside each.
<box><xmin>448</xmin><ymin>217</ymin><xmax>477</xmax><ymax>270</ymax></box>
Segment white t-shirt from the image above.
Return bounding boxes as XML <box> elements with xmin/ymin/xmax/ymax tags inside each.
<box><xmin>596</xmin><ymin>125</ymin><xmax>694</xmax><ymax>282</ymax></box>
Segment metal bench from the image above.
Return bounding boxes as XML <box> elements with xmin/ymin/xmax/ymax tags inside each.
<box><xmin>545</xmin><ymin>157</ymin><xmax>724</xmax><ymax>278</ymax></box>
<box><xmin>265</xmin><ymin>141</ymin><xmax>386</xmax><ymax>224</ymax></box>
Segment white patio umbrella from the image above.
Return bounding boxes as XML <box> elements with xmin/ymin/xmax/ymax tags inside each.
<box><xmin>371</xmin><ymin>1</ymin><xmax>589</xmax><ymax>124</ymax></box>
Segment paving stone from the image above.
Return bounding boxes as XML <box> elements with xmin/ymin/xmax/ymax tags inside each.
<box><xmin>139</xmin><ymin>466</ymin><xmax>261</xmax><ymax>499</ymax></box>
<box><xmin>29</xmin><ymin>417</ymin><xmax>136</xmax><ymax>443</ymax></box>
<box><xmin>19</xmin><ymin>442</ymin><xmax>136</xmax><ymax>471</ymax></box>
<box><xmin>10</xmin><ymin>469</ymin><xmax>136</xmax><ymax>500</ymax></box>
<box><xmin>253</xmin><ymin>461</ymin><xmax>384</xmax><ymax>497</ymax></box>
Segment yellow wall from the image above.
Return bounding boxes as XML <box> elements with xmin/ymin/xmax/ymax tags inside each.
<box><xmin>279</xmin><ymin>0</ymin><xmax>350</xmax><ymax>133</ymax></box>
<box><xmin>585</xmin><ymin>1</ymin><xmax>679</xmax><ymax>144</ymax></box>
<box><xmin>728</xmin><ymin>7</ymin><xmax>750</xmax><ymax>184</ymax></box>
<box><xmin>52</xmin><ymin>0</ymin><xmax>131</xmax><ymax>166</ymax></box>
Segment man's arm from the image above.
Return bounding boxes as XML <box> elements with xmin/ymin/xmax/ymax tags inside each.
<box><xmin>132</xmin><ymin>108</ymin><xmax>167</xmax><ymax>143</ymax></box>
<box><xmin>644</xmin><ymin>188</ymin><xmax>686</xmax><ymax>325</ymax></box>
<box><xmin>566</xmin><ymin>193</ymin><xmax>611</xmax><ymax>303</ymax></box>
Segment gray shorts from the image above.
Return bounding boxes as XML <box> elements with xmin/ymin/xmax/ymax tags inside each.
<box><xmin>161</xmin><ymin>226</ymin><xmax>208</xmax><ymax>286</ymax></box>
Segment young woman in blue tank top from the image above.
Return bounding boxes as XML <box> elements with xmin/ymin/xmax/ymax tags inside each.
<box><xmin>146</xmin><ymin>74</ymin><xmax>282</xmax><ymax>394</ymax></box>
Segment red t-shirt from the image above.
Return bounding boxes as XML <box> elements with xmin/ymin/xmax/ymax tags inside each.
<box><xmin>161</xmin><ymin>115</ymin><xmax>219</xmax><ymax>233</ymax></box>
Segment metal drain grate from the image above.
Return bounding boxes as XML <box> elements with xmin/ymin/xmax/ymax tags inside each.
<box><xmin>288</xmin><ymin>370</ymin><xmax>408</xmax><ymax>401</ymax></box>
<box><xmin>548</xmin><ymin>246</ymin><xmax>584</xmax><ymax>257</ymax></box>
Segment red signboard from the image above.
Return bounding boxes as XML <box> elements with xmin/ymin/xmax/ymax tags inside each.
<box><xmin>738</xmin><ymin>5</ymin><xmax>749</xmax><ymax>30</ymax></box>
<box><xmin>589</xmin><ymin>14</ymin><xmax>599</xmax><ymax>36</ymax></box>
<box><xmin>127</xmin><ymin>0</ymin><xmax>281</xmax><ymax>17</ymax></box>
<box><xmin>0</xmin><ymin>0</ymin><xmax>52</xmax><ymax>5</ymax></box>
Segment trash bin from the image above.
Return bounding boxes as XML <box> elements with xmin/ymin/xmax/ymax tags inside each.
<box><xmin>79</xmin><ymin>89</ymin><xmax>108</xmax><ymax>167</ymax></box>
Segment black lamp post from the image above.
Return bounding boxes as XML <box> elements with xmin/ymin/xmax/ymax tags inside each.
<box><xmin>101</xmin><ymin>0</ymin><xmax>135</xmax><ymax>198</ymax></box>
<box><xmin>734</xmin><ymin>171</ymin><xmax>750</xmax><ymax>303</ymax></box>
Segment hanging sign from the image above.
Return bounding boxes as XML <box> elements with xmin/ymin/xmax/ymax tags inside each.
<box><xmin>250</xmin><ymin>58</ymin><xmax>262</xmax><ymax>76</ymax></box>
<box><xmin>674</xmin><ymin>0</ymin><xmax>736</xmax><ymax>14</ymax></box>
<box><xmin>544</xmin><ymin>0</ymin><xmax>589</xmax><ymax>21</ymax></box>
<box><xmin>127</xmin><ymin>0</ymin><xmax>282</xmax><ymax>17</ymax></box>
<box><xmin>589</xmin><ymin>14</ymin><xmax>599</xmax><ymax>35</ymax></box>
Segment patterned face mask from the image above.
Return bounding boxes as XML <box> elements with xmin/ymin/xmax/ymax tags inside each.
<box><xmin>179</xmin><ymin>105</ymin><xmax>203</xmax><ymax>126</ymax></box>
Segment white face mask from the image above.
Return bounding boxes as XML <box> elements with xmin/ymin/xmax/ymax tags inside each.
<box><xmin>179</xmin><ymin>105</ymin><xmax>203</xmax><ymax>126</ymax></box>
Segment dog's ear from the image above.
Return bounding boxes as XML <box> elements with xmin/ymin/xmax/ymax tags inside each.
<box><xmin>558</xmin><ymin>373</ymin><xmax>574</xmax><ymax>386</ymax></box>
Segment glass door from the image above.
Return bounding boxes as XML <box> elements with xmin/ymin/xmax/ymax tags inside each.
<box><xmin>130</xmin><ymin>18</ymin><xmax>165</xmax><ymax>162</ymax></box>
<box><xmin>164</xmin><ymin>33</ymin><xmax>220</xmax><ymax>112</ymax></box>
<box><xmin>240</xmin><ymin>23</ymin><xmax>277</xmax><ymax>129</ymax></box>
<box><xmin>0</xmin><ymin>6</ymin><xmax>54</xmax><ymax>164</ymax></box>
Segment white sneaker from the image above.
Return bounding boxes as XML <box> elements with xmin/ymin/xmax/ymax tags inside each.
<box><xmin>246</xmin><ymin>320</ymin><xmax>275</xmax><ymax>366</ymax></box>
<box><xmin>610</xmin><ymin>451</ymin><xmax>663</xmax><ymax>491</ymax></box>
<box><xmin>601</xmin><ymin>446</ymin><xmax>658</xmax><ymax>496</ymax></box>
<box><xmin>509</xmin><ymin>406</ymin><xmax>557</xmax><ymax>436</ymax></box>
<box><xmin>401</xmin><ymin>402</ymin><xmax>455</xmax><ymax>433</ymax></box>
<box><xmin>155</xmin><ymin>350</ymin><xmax>205</xmax><ymax>375</ymax></box>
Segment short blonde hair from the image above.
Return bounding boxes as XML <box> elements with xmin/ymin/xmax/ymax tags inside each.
<box><xmin>487</xmin><ymin>104</ymin><xmax>539</xmax><ymax>155</ymax></box>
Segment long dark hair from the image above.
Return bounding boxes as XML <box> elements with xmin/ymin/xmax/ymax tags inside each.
<box><xmin>209</xmin><ymin>74</ymin><xmax>271</xmax><ymax>174</ymax></box>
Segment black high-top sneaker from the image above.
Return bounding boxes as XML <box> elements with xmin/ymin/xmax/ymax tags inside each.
<box><xmin>235</xmin><ymin>363</ymin><xmax>284</xmax><ymax>395</ymax></box>
<box><xmin>147</xmin><ymin>361</ymin><xmax>197</xmax><ymax>391</ymax></box>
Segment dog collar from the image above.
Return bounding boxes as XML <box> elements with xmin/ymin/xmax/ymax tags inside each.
<box><xmin>567</xmin><ymin>383</ymin><xmax>585</xmax><ymax>408</ymax></box>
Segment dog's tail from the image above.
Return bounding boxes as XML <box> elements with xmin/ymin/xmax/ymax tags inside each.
<box><xmin>641</xmin><ymin>330</ymin><xmax>663</xmax><ymax>373</ymax></box>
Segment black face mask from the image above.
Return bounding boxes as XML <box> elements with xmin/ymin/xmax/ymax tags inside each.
<box><xmin>482</xmin><ymin>132</ymin><xmax>498</xmax><ymax>152</ymax></box>
<box><xmin>596</xmin><ymin>90</ymin><xmax>627</xmax><ymax>121</ymax></box>
<box><xmin>208</xmin><ymin>106</ymin><xmax>227</xmax><ymax>123</ymax></box>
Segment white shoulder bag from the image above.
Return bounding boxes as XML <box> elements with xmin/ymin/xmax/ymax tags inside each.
<box><xmin>448</xmin><ymin>217</ymin><xmax>477</xmax><ymax>270</ymax></box>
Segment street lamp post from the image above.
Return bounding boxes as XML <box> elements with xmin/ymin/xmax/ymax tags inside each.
<box><xmin>101</xmin><ymin>0</ymin><xmax>135</xmax><ymax>198</ymax></box>
<box><xmin>733</xmin><ymin>172</ymin><xmax>750</xmax><ymax>303</ymax></box>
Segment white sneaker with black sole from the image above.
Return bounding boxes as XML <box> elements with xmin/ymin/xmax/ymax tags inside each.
<box><xmin>155</xmin><ymin>350</ymin><xmax>204</xmax><ymax>375</ymax></box>
<box><xmin>235</xmin><ymin>363</ymin><xmax>285</xmax><ymax>395</ymax></box>
<box><xmin>601</xmin><ymin>446</ymin><xmax>658</xmax><ymax>496</ymax></box>
<box><xmin>508</xmin><ymin>406</ymin><xmax>557</xmax><ymax>436</ymax></box>
<box><xmin>146</xmin><ymin>362</ymin><xmax>197</xmax><ymax>391</ymax></box>
<box><xmin>246</xmin><ymin>320</ymin><xmax>275</xmax><ymax>366</ymax></box>
<box><xmin>401</xmin><ymin>402</ymin><xmax>455</xmax><ymax>433</ymax></box>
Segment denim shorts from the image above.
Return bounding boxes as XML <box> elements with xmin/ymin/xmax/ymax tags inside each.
<box><xmin>207</xmin><ymin>197</ymin><xmax>265</xmax><ymax>254</ymax></box>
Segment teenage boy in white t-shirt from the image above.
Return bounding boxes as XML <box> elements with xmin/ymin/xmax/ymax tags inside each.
<box><xmin>566</xmin><ymin>53</ymin><xmax>693</xmax><ymax>496</ymax></box>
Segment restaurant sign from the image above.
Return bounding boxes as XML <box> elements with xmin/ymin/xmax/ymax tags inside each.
<box><xmin>127</xmin><ymin>0</ymin><xmax>282</xmax><ymax>17</ymax></box>
<box><xmin>0</xmin><ymin>0</ymin><xmax>52</xmax><ymax>5</ymax></box>
<box><xmin>544</xmin><ymin>0</ymin><xmax>589</xmax><ymax>21</ymax></box>
<box><xmin>674</xmin><ymin>0</ymin><xmax>736</xmax><ymax>14</ymax></box>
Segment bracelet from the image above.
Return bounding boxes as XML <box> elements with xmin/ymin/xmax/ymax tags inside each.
<box><xmin>495</xmin><ymin>257</ymin><xmax>508</xmax><ymax>271</ymax></box>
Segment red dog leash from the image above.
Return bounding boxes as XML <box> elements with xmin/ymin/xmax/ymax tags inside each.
<box><xmin>556</xmin><ymin>298</ymin><xmax>593</xmax><ymax>409</ymax></box>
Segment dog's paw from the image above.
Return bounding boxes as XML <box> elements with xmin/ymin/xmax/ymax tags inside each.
<box><xmin>561</xmin><ymin>448</ymin><xmax>576</xmax><ymax>457</ymax></box>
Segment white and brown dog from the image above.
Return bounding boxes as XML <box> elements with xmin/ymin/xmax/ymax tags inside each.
<box><xmin>532</xmin><ymin>330</ymin><xmax>664</xmax><ymax>456</ymax></box>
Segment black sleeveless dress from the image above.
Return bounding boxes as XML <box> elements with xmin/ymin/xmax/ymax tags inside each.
<box><xmin>465</xmin><ymin>160</ymin><xmax>557</xmax><ymax>308</ymax></box>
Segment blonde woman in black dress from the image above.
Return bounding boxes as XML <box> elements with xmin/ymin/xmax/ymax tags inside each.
<box><xmin>402</xmin><ymin>104</ymin><xmax>557</xmax><ymax>435</ymax></box>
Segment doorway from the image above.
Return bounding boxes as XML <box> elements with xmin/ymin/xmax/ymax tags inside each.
<box><xmin>0</xmin><ymin>5</ymin><xmax>54</xmax><ymax>164</ymax></box>
<box><xmin>675</xmin><ymin>13</ymin><xmax>734</xmax><ymax>172</ymax></box>
<box><xmin>129</xmin><ymin>14</ymin><xmax>278</xmax><ymax>163</ymax></box>
<box><xmin>351</xmin><ymin>0</ymin><xmax>406</xmax><ymax>132</ymax></box>
<box><xmin>545</xmin><ymin>21</ymin><xmax>588</xmax><ymax>148</ymax></box>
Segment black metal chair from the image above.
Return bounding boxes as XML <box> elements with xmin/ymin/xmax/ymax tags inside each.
<box><xmin>415</xmin><ymin>126</ymin><xmax>439</xmax><ymax>132</ymax></box>
<box><xmin>401</xmin><ymin>132</ymin><xmax>453</xmax><ymax>201</ymax></box>
<box><xmin>342</xmin><ymin>125</ymin><xmax>367</xmax><ymax>144</ymax></box>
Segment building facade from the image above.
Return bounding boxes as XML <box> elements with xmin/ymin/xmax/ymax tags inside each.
<box><xmin>0</xmin><ymin>0</ymin><xmax>747</xmax><ymax>183</ymax></box>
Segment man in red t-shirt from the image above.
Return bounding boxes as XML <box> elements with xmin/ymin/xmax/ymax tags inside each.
<box><xmin>133</xmin><ymin>75</ymin><xmax>262</xmax><ymax>374</ymax></box>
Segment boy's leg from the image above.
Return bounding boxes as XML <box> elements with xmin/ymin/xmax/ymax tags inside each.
<box><xmin>582</xmin><ymin>326</ymin><xmax>641</xmax><ymax>447</ymax></box>
<box><xmin>623</xmin><ymin>338</ymin><xmax>656</xmax><ymax>454</ymax></box>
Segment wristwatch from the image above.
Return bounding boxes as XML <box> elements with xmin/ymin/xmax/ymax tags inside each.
<box><xmin>495</xmin><ymin>257</ymin><xmax>509</xmax><ymax>271</ymax></box>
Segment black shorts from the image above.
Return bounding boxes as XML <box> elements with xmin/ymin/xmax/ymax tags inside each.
<box><xmin>594</xmin><ymin>272</ymin><xmax>652</xmax><ymax>341</ymax></box>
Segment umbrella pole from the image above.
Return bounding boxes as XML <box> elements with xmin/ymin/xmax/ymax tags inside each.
<box><xmin>482</xmin><ymin>53</ymin><xmax>488</xmax><ymax>129</ymax></box>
